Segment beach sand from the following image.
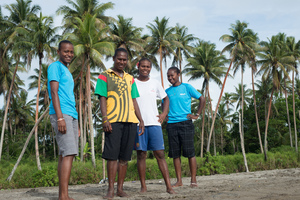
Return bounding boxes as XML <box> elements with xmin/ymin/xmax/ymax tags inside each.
<box><xmin>1</xmin><ymin>168</ymin><xmax>299</xmax><ymax>200</ymax></box>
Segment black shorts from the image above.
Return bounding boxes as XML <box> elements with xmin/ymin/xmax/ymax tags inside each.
<box><xmin>102</xmin><ymin>122</ymin><xmax>137</xmax><ymax>161</ymax></box>
<box><xmin>166</xmin><ymin>120</ymin><xmax>195</xmax><ymax>158</ymax></box>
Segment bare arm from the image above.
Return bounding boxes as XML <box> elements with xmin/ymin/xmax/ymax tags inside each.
<box><xmin>50</xmin><ymin>81</ymin><xmax>66</xmax><ymax>134</ymax></box>
<box><xmin>100</xmin><ymin>96</ymin><xmax>112</xmax><ymax>133</ymax></box>
<box><xmin>187</xmin><ymin>95</ymin><xmax>205</xmax><ymax>120</ymax></box>
<box><xmin>133</xmin><ymin>98</ymin><xmax>144</xmax><ymax>136</ymax></box>
<box><xmin>158</xmin><ymin>96</ymin><xmax>169</xmax><ymax>124</ymax></box>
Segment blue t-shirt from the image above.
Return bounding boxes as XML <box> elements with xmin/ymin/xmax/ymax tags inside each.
<box><xmin>166</xmin><ymin>83</ymin><xmax>201</xmax><ymax>123</ymax></box>
<box><xmin>47</xmin><ymin>61</ymin><xmax>78</xmax><ymax>119</ymax></box>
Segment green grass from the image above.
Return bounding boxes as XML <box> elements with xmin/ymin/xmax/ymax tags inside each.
<box><xmin>1</xmin><ymin>146</ymin><xmax>299</xmax><ymax>189</ymax></box>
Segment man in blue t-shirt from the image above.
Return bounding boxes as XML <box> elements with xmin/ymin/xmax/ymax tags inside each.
<box><xmin>47</xmin><ymin>40</ymin><xmax>79</xmax><ymax>200</ymax></box>
<box><xmin>165</xmin><ymin>67</ymin><xmax>205</xmax><ymax>188</ymax></box>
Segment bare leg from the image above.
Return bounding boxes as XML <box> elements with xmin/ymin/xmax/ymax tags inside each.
<box><xmin>188</xmin><ymin>156</ymin><xmax>197</xmax><ymax>187</ymax></box>
<box><xmin>116</xmin><ymin>160</ymin><xmax>129</xmax><ymax>197</ymax></box>
<box><xmin>58</xmin><ymin>155</ymin><xmax>75</xmax><ymax>200</ymax></box>
<box><xmin>153</xmin><ymin>150</ymin><xmax>175</xmax><ymax>194</ymax></box>
<box><xmin>137</xmin><ymin>150</ymin><xmax>147</xmax><ymax>193</ymax></box>
<box><xmin>172</xmin><ymin>157</ymin><xmax>183</xmax><ymax>187</ymax></box>
<box><xmin>104</xmin><ymin>160</ymin><xmax>118</xmax><ymax>199</ymax></box>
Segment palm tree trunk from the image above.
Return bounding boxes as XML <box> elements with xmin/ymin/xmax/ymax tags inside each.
<box><xmin>0</xmin><ymin>56</ymin><xmax>20</xmax><ymax>161</ymax></box>
<box><xmin>239</xmin><ymin>112</ymin><xmax>249</xmax><ymax>172</ymax></box>
<box><xmin>159</xmin><ymin>46</ymin><xmax>164</xmax><ymax>88</ymax></box>
<box><xmin>264</xmin><ymin>88</ymin><xmax>274</xmax><ymax>161</ymax></box>
<box><xmin>207</xmin><ymin>89</ymin><xmax>216</xmax><ymax>156</ymax></box>
<box><xmin>86</xmin><ymin>59</ymin><xmax>96</xmax><ymax>168</ymax></box>
<box><xmin>292</xmin><ymin>70</ymin><xmax>298</xmax><ymax>152</ymax></box>
<box><xmin>207</xmin><ymin>59</ymin><xmax>233</xmax><ymax>152</ymax></box>
<box><xmin>251</xmin><ymin>68</ymin><xmax>263</xmax><ymax>154</ymax></box>
<box><xmin>179</xmin><ymin>58</ymin><xmax>183</xmax><ymax>82</ymax></box>
<box><xmin>284</xmin><ymin>78</ymin><xmax>293</xmax><ymax>147</ymax></box>
<box><xmin>34</xmin><ymin>57</ymin><xmax>43</xmax><ymax>170</ymax></box>
<box><xmin>200</xmin><ymin>86</ymin><xmax>208</xmax><ymax>158</ymax></box>
<box><xmin>102</xmin><ymin>132</ymin><xmax>105</xmax><ymax>181</ymax></box>
<box><xmin>241</xmin><ymin>67</ymin><xmax>244</xmax><ymax>140</ymax></box>
<box><xmin>7</xmin><ymin>106</ymin><xmax>49</xmax><ymax>181</ymax></box>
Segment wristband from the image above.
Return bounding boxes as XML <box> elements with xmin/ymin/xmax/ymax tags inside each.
<box><xmin>57</xmin><ymin>118</ymin><xmax>64</xmax><ymax>122</ymax></box>
<box><xmin>195</xmin><ymin>113</ymin><xmax>200</xmax><ymax>116</ymax></box>
<box><xmin>103</xmin><ymin>120</ymin><xmax>108</xmax><ymax>123</ymax></box>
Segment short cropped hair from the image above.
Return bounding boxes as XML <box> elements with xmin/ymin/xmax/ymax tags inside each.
<box><xmin>137</xmin><ymin>57</ymin><xmax>152</xmax><ymax>67</ymax></box>
<box><xmin>58</xmin><ymin>40</ymin><xmax>73</xmax><ymax>50</ymax></box>
<box><xmin>114</xmin><ymin>48</ymin><xmax>128</xmax><ymax>57</ymax></box>
<box><xmin>168</xmin><ymin>66</ymin><xmax>180</xmax><ymax>74</ymax></box>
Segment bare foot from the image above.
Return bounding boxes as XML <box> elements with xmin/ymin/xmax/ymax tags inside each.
<box><xmin>117</xmin><ymin>190</ymin><xmax>129</xmax><ymax>197</ymax></box>
<box><xmin>171</xmin><ymin>181</ymin><xmax>183</xmax><ymax>188</ymax></box>
<box><xmin>167</xmin><ymin>188</ymin><xmax>176</xmax><ymax>194</ymax></box>
<box><xmin>140</xmin><ymin>187</ymin><xmax>147</xmax><ymax>193</ymax></box>
<box><xmin>103</xmin><ymin>188</ymin><xmax>114</xmax><ymax>199</ymax></box>
<box><xmin>190</xmin><ymin>182</ymin><xmax>198</xmax><ymax>188</ymax></box>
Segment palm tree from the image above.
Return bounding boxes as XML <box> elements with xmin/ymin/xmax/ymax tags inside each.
<box><xmin>220</xmin><ymin>20</ymin><xmax>258</xmax><ymax>147</ymax></box>
<box><xmin>65</xmin><ymin>13</ymin><xmax>115</xmax><ymax>167</ymax></box>
<box><xmin>184</xmin><ymin>41</ymin><xmax>227</xmax><ymax>155</ymax></box>
<box><xmin>230</xmin><ymin>84</ymin><xmax>252</xmax><ymax>111</ymax></box>
<box><xmin>25</xmin><ymin>12</ymin><xmax>58</xmax><ymax>170</ymax></box>
<box><xmin>146</xmin><ymin>16</ymin><xmax>176</xmax><ymax>87</ymax></box>
<box><xmin>172</xmin><ymin>24</ymin><xmax>196</xmax><ymax>81</ymax></box>
<box><xmin>0</xmin><ymin>0</ymin><xmax>40</xmax><ymax>161</ymax></box>
<box><xmin>56</xmin><ymin>0</ymin><xmax>114</xmax><ymax>33</ymax></box>
<box><xmin>221</xmin><ymin>92</ymin><xmax>235</xmax><ymax>110</ymax></box>
<box><xmin>257</xmin><ymin>34</ymin><xmax>294</xmax><ymax>160</ymax></box>
<box><xmin>287</xmin><ymin>36</ymin><xmax>300</xmax><ymax>152</ymax></box>
<box><xmin>110</xmin><ymin>15</ymin><xmax>144</xmax><ymax>62</ymax></box>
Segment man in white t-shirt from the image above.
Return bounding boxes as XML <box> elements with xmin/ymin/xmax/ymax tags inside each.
<box><xmin>134</xmin><ymin>58</ymin><xmax>175</xmax><ymax>194</ymax></box>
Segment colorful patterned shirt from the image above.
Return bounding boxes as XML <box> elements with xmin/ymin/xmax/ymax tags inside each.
<box><xmin>94</xmin><ymin>69</ymin><xmax>139</xmax><ymax>123</ymax></box>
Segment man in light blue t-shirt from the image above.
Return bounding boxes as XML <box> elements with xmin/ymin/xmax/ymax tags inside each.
<box><xmin>47</xmin><ymin>40</ymin><xmax>79</xmax><ymax>200</ymax></box>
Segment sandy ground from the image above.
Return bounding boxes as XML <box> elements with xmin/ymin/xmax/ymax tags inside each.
<box><xmin>1</xmin><ymin>168</ymin><xmax>300</xmax><ymax>200</ymax></box>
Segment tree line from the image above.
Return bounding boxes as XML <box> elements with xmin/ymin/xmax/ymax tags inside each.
<box><xmin>0</xmin><ymin>0</ymin><xmax>300</xmax><ymax>176</ymax></box>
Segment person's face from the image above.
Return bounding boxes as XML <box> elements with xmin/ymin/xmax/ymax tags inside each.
<box><xmin>113</xmin><ymin>51</ymin><xmax>128</xmax><ymax>72</ymax></box>
<box><xmin>138</xmin><ymin>60</ymin><xmax>151</xmax><ymax>77</ymax></box>
<box><xmin>167</xmin><ymin>69</ymin><xmax>180</xmax><ymax>86</ymax></box>
<box><xmin>57</xmin><ymin>43</ymin><xmax>74</xmax><ymax>66</ymax></box>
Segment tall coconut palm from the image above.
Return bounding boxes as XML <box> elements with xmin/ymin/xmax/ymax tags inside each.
<box><xmin>146</xmin><ymin>16</ymin><xmax>176</xmax><ymax>87</ymax></box>
<box><xmin>25</xmin><ymin>12</ymin><xmax>58</xmax><ymax>170</ymax></box>
<box><xmin>184</xmin><ymin>41</ymin><xmax>227</xmax><ymax>155</ymax></box>
<box><xmin>65</xmin><ymin>13</ymin><xmax>115</xmax><ymax>167</ymax></box>
<box><xmin>287</xmin><ymin>36</ymin><xmax>300</xmax><ymax>152</ymax></box>
<box><xmin>257</xmin><ymin>35</ymin><xmax>294</xmax><ymax>160</ymax></box>
<box><xmin>0</xmin><ymin>0</ymin><xmax>40</xmax><ymax>161</ymax></box>
<box><xmin>172</xmin><ymin>24</ymin><xmax>197</xmax><ymax>81</ymax></box>
<box><xmin>221</xmin><ymin>92</ymin><xmax>235</xmax><ymax>110</ymax></box>
<box><xmin>57</xmin><ymin>0</ymin><xmax>114</xmax><ymax>32</ymax></box>
<box><xmin>220</xmin><ymin>20</ymin><xmax>258</xmax><ymax>144</ymax></box>
<box><xmin>110</xmin><ymin>15</ymin><xmax>145</xmax><ymax>69</ymax></box>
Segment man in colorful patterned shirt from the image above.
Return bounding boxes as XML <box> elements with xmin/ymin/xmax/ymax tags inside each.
<box><xmin>95</xmin><ymin>48</ymin><xmax>144</xmax><ymax>199</ymax></box>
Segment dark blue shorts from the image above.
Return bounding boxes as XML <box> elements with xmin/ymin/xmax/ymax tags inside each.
<box><xmin>102</xmin><ymin>122</ymin><xmax>137</xmax><ymax>161</ymax></box>
<box><xmin>166</xmin><ymin>120</ymin><xmax>195</xmax><ymax>158</ymax></box>
<box><xmin>134</xmin><ymin>126</ymin><xmax>165</xmax><ymax>151</ymax></box>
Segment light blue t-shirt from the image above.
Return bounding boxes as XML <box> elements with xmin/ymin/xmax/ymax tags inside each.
<box><xmin>47</xmin><ymin>61</ymin><xmax>78</xmax><ymax>119</ymax></box>
<box><xmin>166</xmin><ymin>83</ymin><xmax>201</xmax><ymax>123</ymax></box>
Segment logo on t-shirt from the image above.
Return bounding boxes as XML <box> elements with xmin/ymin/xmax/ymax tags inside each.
<box><xmin>180</xmin><ymin>93</ymin><xmax>186</xmax><ymax>95</ymax></box>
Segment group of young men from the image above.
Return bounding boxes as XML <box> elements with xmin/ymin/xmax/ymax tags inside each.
<box><xmin>47</xmin><ymin>40</ymin><xmax>205</xmax><ymax>200</ymax></box>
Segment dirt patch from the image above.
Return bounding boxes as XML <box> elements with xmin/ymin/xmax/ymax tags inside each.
<box><xmin>1</xmin><ymin>168</ymin><xmax>299</xmax><ymax>200</ymax></box>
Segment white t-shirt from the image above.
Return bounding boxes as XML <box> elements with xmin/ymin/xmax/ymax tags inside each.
<box><xmin>135</xmin><ymin>78</ymin><xmax>167</xmax><ymax>126</ymax></box>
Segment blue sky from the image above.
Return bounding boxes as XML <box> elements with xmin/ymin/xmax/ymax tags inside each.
<box><xmin>1</xmin><ymin>0</ymin><xmax>300</xmax><ymax>108</ymax></box>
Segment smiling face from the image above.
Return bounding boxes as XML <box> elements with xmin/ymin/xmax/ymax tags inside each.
<box><xmin>138</xmin><ymin>60</ymin><xmax>152</xmax><ymax>78</ymax></box>
<box><xmin>112</xmin><ymin>51</ymin><xmax>128</xmax><ymax>73</ymax></box>
<box><xmin>167</xmin><ymin>69</ymin><xmax>180</xmax><ymax>86</ymax></box>
<box><xmin>58</xmin><ymin>43</ymin><xmax>74</xmax><ymax>66</ymax></box>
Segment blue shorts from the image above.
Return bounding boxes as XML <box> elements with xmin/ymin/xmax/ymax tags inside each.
<box><xmin>134</xmin><ymin>126</ymin><xmax>165</xmax><ymax>151</ymax></box>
